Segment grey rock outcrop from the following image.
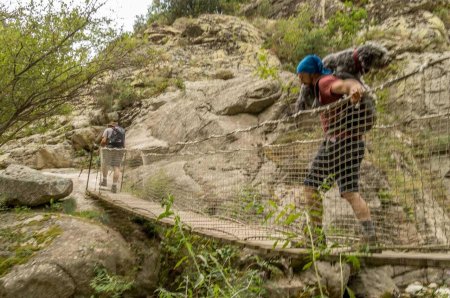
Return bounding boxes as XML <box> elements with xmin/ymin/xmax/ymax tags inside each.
<box><xmin>364</xmin><ymin>11</ymin><xmax>449</xmax><ymax>55</ymax></box>
<box><xmin>0</xmin><ymin>263</ymin><xmax>76</xmax><ymax>298</ymax></box>
<box><xmin>348</xmin><ymin>266</ymin><xmax>399</xmax><ymax>298</ymax></box>
<box><xmin>68</xmin><ymin>126</ymin><xmax>103</xmax><ymax>151</ymax></box>
<box><xmin>214</xmin><ymin>78</ymin><xmax>282</xmax><ymax>115</ymax></box>
<box><xmin>125</xmin><ymin>75</ymin><xmax>274</xmax><ymax>150</ymax></box>
<box><xmin>0</xmin><ymin>164</ymin><xmax>73</xmax><ymax>206</ymax></box>
<box><xmin>266</xmin><ymin>261</ymin><xmax>351</xmax><ymax>298</ymax></box>
<box><xmin>367</xmin><ymin>0</ymin><xmax>448</xmax><ymax>24</ymax></box>
<box><xmin>35</xmin><ymin>144</ymin><xmax>73</xmax><ymax>169</ymax></box>
<box><xmin>241</xmin><ymin>0</ymin><xmax>345</xmax><ymax>20</ymax></box>
<box><xmin>0</xmin><ymin>215</ymin><xmax>138</xmax><ymax>298</ymax></box>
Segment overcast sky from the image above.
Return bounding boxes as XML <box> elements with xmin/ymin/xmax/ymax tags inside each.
<box><xmin>95</xmin><ymin>0</ymin><xmax>152</xmax><ymax>32</ymax></box>
<box><xmin>0</xmin><ymin>0</ymin><xmax>152</xmax><ymax>32</ymax></box>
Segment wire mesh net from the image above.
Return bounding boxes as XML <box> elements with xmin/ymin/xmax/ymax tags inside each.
<box><xmin>88</xmin><ymin>58</ymin><xmax>450</xmax><ymax>251</ymax></box>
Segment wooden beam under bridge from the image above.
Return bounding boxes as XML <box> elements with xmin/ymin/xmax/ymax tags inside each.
<box><xmin>86</xmin><ymin>190</ymin><xmax>450</xmax><ymax>269</ymax></box>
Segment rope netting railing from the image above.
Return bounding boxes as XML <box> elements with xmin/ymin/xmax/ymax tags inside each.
<box><xmin>89</xmin><ymin>57</ymin><xmax>450</xmax><ymax>251</ymax></box>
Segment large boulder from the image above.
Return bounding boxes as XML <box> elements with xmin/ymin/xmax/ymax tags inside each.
<box><xmin>348</xmin><ymin>266</ymin><xmax>399</xmax><ymax>298</ymax></box>
<box><xmin>367</xmin><ymin>0</ymin><xmax>448</xmax><ymax>24</ymax></box>
<box><xmin>213</xmin><ymin>77</ymin><xmax>282</xmax><ymax>115</ymax></box>
<box><xmin>0</xmin><ymin>164</ymin><xmax>73</xmax><ymax>206</ymax></box>
<box><xmin>0</xmin><ymin>214</ymin><xmax>138</xmax><ymax>298</ymax></box>
<box><xmin>35</xmin><ymin>144</ymin><xmax>73</xmax><ymax>169</ymax></box>
<box><xmin>387</xmin><ymin>52</ymin><xmax>450</xmax><ymax>117</ymax></box>
<box><xmin>0</xmin><ymin>142</ymin><xmax>73</xmax><ymax>170</ymax></box>
<box><xmin>0</xmin><ymin>263</ymin><xmax>75</xmax><ymax>298</ymax></box>
<box><xmin>125</xmin><ymin>76</ymin><xmax>271</xmax><ymax>150</ymax></box>
<box><xmin>69</xmin><ymin>126</ymin><xmax>104</xmax><ymax>151</ymax></box>
<box><xmin>392</xmin><ymin>266</ymin><xmax>447</xmax><ymax>288</ymax></box>
<box><xmin>266</xmin><ymin>261</ymin><xmax>351</xmax><ymax>298</ymax></box>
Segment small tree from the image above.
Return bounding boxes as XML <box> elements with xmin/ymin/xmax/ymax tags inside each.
<box><xmin>0</xmin><ymin>0</ymin><xmax>126</xmax><ymax>146</ymax></box>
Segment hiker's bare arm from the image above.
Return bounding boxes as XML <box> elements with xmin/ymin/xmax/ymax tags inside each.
<box><xmin>331</xmin><ymin>79</ymin><xmax>365</xmax><ymax>104</ymax></box>
<box><xmin>100</xmin><ymin>137</ymin><xmax>107</xmax><ymax>147</ymax></box>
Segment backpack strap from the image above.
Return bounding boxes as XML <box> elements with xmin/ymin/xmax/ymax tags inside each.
<box><xmin>313</xmin><ymin>75</ymin><xmax>327</xmax><ymax>106</ymax></box>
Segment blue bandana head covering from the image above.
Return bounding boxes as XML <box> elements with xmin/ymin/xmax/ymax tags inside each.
<box><xmin>296</xmin><ymin>55</ymin><xmax>332</xmax><ymax>75</ymax></box>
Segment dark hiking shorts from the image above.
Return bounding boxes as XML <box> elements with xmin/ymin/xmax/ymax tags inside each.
<box><xmin>102</xmin><ymin>148</ymin><xmax>125</xmax><ymax>167</ymax></box>
<box><xmin>304</xmin><ymin>138</ymin><xmax>365</xmax><ymax>194</ymax></box>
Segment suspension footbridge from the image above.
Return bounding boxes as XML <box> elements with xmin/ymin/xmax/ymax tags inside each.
<box><xmin>86</xmin><ymin>57</ymin><xmax>450</xmax><ymax>266</ymax></box>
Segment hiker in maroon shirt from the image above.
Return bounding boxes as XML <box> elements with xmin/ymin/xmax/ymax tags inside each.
<box><xmin>297</xmin><ymin>55</ymin><xmax>377</xmax><ymax>247</ymax></box>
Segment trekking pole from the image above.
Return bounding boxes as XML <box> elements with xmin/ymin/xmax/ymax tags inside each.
<box><xmin>79</xmin><ymin>151</ymin><xmax>88</xmax><ymax>178</ymax></box>
<box><xmin>95</xmin><ymin>146</ymin><xmax>101</xmax><ymax>191</ymax></box>
<box><xmin>94</xmin><ymin>158</ymin><xmax>99</xmax><ymax>192</ymax></box>
<box><xmin>120</xmin><ymin>150</ymin><xmax>127</xmax><ymax>192</ymax></box>
<box><xmin>85</xmin><ymin>145</ymin><xmax>94</xmax><ymax>191</ymax></box>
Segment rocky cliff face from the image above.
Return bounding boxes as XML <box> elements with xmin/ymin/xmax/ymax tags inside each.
<box><xmin>0</xmin><ymin>2</ymin><xmax>448</xmax><ymax>168</ymax></box>
<box><xmin>0</xmin><ymin>1</ymin><xmax>449</xmax><ymax>296</ymax></box>
<box><xmin>1</xmin><ymin>2</ymin><xmax>449</xmax><ymax>241</ymax></box>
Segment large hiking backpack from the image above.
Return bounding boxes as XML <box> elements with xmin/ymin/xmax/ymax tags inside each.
<box><xmin>316</xmin><ymin>76</ymin><xmax>376</xmax><ymax>136</ymax></box>
<box><xmin>108</xmin><ymin>126</ymin><xmax>125</xmax><ymax>148</ymax></box>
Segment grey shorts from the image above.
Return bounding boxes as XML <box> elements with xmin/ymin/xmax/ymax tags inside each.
<box><xmin>102</xmin><ymin>148</ymin><xmax>125</xmax><ymax>167</ymax></box>
<box><xmin>304</xmin><ymin>138</ymin><xmax>365</xmax><ymax>194</ymax></box>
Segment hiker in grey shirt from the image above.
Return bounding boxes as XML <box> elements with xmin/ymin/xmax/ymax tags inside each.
<box><xmin>100</xmin><ymin>121</ymin><xmax>125</xmax><ymax>193</ymax></box>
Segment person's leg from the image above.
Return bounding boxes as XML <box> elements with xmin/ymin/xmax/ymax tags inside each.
<box><xmin>341</xmin><ymin>192</ymin><xmax>376</xmax><ymax>244</ymax></box>
<box><xmin>341</xmin><ymin>192</ymin><xmax>370</xmax><ymax>220</ymax></box>
<box><xmin>113</xmin><ymin>166</ymin><xmax>120</xmax><ymax>183</ymax></box>
<box><xmin>110</xmin><ymin>149</ymin><xmax>124</xmax><ymax>193</ymax></box>
<box><xmin>113</xmin><ymin>166</ymin><xmax>120</xmax><ymax>184</ymax></box>
<box><xmin>338</xmin><ymin>138</ymin><xmax>377</xmax><ymax>244</ymax></box>
<box><xmin>302</xmin><ymin>140</ymin><xmax>330</xmax><ymax>245</ymax></box>
<box><xmin>302</xmin><ymin>186</ymin><xmax>327</xmax><ymax>247</ymax></box>
<box><xmin>110</xmin><ymin>167</ymin><xmax>120</xmax><ymax>193</ymax></box>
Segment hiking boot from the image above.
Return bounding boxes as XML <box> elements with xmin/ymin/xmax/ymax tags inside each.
<box><xmin>100</xmin><ymin>180</ymin><xmax>107</xmax><ymax>187</ymax></box>
<box><xmin>111</xmin><ymin>185</ymin><xmax>117</xmax><ymax>193</ymax></box>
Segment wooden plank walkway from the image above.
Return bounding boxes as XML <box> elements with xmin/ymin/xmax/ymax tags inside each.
<box><xmin>86</xmin><ymin>189</ymin><xmax>450</xmax><ymax>268</ymax></box>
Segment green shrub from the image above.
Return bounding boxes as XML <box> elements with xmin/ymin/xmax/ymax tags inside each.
<box><xmin>434</xmin><ymin>5</ymin><xmax>450</xmax><ymax>29</ymax></box>
<box><xmin>255</xmin><ymin>50</ymin><xmax>279</xmax><ymax>80</ymax></box>
<box><xmin>73</xmin><ymin>210</ymin><xmax>110</xmax><ymax>223</ymax></box>
<box><xmin>325</xmin><ymin>2</ymin><xmax>368</xmax><ymax>51</ymax></box>
<box><xmin>95</xmin><ymin>80</ymin><xmax>143</xmax><ymax>112</ymax></box>
<box><xmin>172</xmin><ymin>77</ymin><xmax>186</xmax><ymax>90</ymax></box>
<box><xmin>235</xmin><ymin>185</ymin><xmax>265</xmax><ymax>219</ymax></box>
<box><xmin>255</xmin><ymin>0</ymin><xmax>271</xmax><ymax>18</ymax></box>
<box><xmin>0</xmin><ymin>196</ymin><xmax>7</xmax><ymax>212</ymax></box>
<box><xmin>143</xmin><ymin>170</ymin><xmax>174</xmax><ymax>201</ymax></box>
<box><xmin>15</xmin><ymin>117</ymin><xmax>60</xmax><ymax>139</ymax></box>
<box><xmin>90</xmin><ymin>266</ymin><xmax>134</xmax><ymax>298</ymax></box>
<box><xmin>156</xmin><ymin>196</ymin><xmax>267</xmax><ymax>298</ymax></box>
<box><xmin>265</xmin><ymin>3</ymin><xmax>367</xmax><ymax>70</ymax></box>
<box><xmin>0</xmin><ymin>222</ymin><xmax>61</xmax><ymax>277</ymax></box>
<box><xmin>144</xmin><ymin>0</ymin><xmax>250</xmax><ymax>25</ymax></box>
